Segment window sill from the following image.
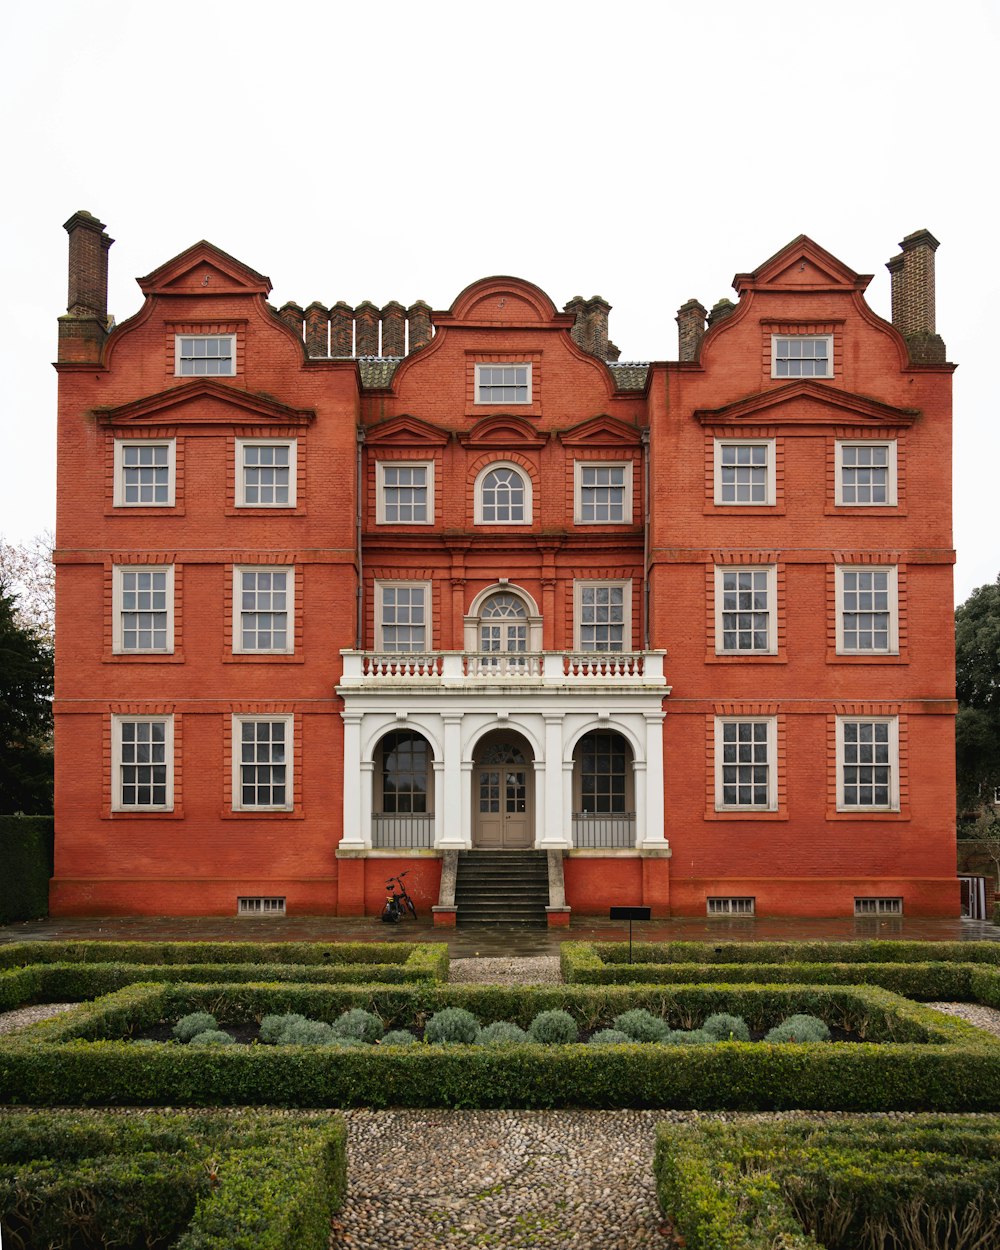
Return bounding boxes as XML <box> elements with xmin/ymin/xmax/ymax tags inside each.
<box><xmin>827</xmin><ymin>652</ymin><xmax>907</xmax><ymax>665</ymax></box>
<box><xmin>704</xmin><ymin>505</ymin><xmax>785</xmax><ymax>516</ymax></box>
<box><xmin>221</xmin><ymin>809</ymin><xmax>304</xmax><ymax>820</ymax></box>
<box><xmin>106</xmin><ymin>506</ymin><xmax>186</xmax><ymax>517</ymax></box>
<box><xmin>223</xmin><ymin>653</ymin><xmax>304</xmax><ymax>664</ymax></box>
<box><xmin>104</xmin><ymin>653</ymin><xmax>185</xmax><ymax>664</ymax></box>
<box><xmin>705</xmin><ymin>809</ymin><xmax>788</xmax><ymax>821</ymax></box>
<box><xmin>705</xmin><ymin>652</ymin><xmax>786</xmax><ymax>664</ymax></box>
<box><xmin>827</xmin><ymin>809</ymin><xmax>910</xmax><ymax>821</ymax></box>
<box><xmin>105</xmin><ymin>808</ymin><xmax>185</xmax><ymax>820</ymax></box>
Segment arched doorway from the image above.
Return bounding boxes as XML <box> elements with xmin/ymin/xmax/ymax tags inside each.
<box><xmin>472</xmin><ymin>730</ymin><xmax>534</xmax><ymax>848</ymax></box>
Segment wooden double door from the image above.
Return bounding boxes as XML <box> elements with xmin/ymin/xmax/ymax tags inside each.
<box><xmin>472</xmin><ymin>733</ymin><xmax>533</xmax><ymax>848</ymax></box>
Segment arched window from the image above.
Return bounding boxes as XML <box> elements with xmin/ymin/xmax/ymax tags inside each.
<box><xmin>573</xmin><ymin>730</ymin><xmax>635</xmax><ymax>848</ymax></box>
<box><xmin>479</xmin><ymin>592</ymin><xmax>528</xmax><ymax>657</ymax></box>
<box><xmin>475</xmin><ymin>463</ymin><xmax>531</xmax><ymax>524</ymax></box>
<box><xmin>378</xmin><ymin>731</ymin><xmax>430</xmax><ymax>814</ymax></box>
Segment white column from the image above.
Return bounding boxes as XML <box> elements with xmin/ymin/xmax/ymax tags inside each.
<box><xmin>439</xmin><ymin>714</ymin><xmax>469</xmax><ymax>848</ymax></box>
<box><xmin>339</xmin><ymin>713</ymin><xmax>367</xmax><ymax>849</ymax></box>
<box><xmin>540</xmin><ymin>713</ymin><xmax>569</xmax><ymax>847</ymax></box>
<box><xmin>640</xmin><ymin>709</ymin><xmax>667</xmax><ymax>847</ymax></box>
<box><xmin>359</xmin><ymin>761</ymin><xmax>374</xmax><ymax>848</ymax></box>
<box><xmin>431</xmin><ymin>759</ymin><xmax>445</xmax><ymax>847</ymax></box>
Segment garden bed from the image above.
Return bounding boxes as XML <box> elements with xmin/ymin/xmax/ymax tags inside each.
<box><xmin>2</xmin><ymin>980</ymin><xmax>997</xmax><ymax>1110</ymax></box>
<box><xmin>561</xmin><ymin>940</ymin><xmax>1000</xmax><ymax>1007</ymax></box>
<box><xmin>655</xmin><ymin>1113</ymin><xmax>1000</xmax><ymax>1250</ymax></box>
<box><xmin>0</xmin><ymin>1107</ymin><xmax>345</xmax><ymax>1250</ymax></box>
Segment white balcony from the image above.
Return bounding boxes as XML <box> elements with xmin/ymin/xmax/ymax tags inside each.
<box><xmin>339</xmin><ymin>650</ymin><xmax>666</xmax><ymax>689</ymax></box>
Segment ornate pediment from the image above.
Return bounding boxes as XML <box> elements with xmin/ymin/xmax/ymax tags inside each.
<box><xmin>138</xmin><ymin>242</ymin><xmax>271</xmax><ymax>297</ymax></box>
<box><xmin>557</xmin><ymin>414</ymin><xmax>644</xmax><ymax>446</ymax></box>
<box><xmin>458</xmin><ymin>415</ymin><xmax>548</xmax><ymax>449</ymax></box>
<box><xmin>694</xmin><ymin>380</ymin><xmax>918</xmax><ymax>428</ymax></box>
<box><xmin>364</xmin><ymin>414</ymin><xmax>450</xmax><ymax>447</ymax></box>
<box><xmin>95</xmin><ymin>379</ymin><xmax>313</xmax><ymax>427</ymax></box>
<box><xmin>734</xmin><ymin>235</ymin><xmax>871</xmax><ymax>295</ymax></box>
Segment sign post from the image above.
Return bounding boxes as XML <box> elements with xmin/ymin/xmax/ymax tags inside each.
<box><xmin>608</xmin><ymin>905</ymin><xmax>652</xmax><ymax>963</ymax></box>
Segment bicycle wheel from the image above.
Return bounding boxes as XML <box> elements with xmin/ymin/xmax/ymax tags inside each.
<box><xmin>381</xmin><ymin>899</ymin><xmax>401</xmax><ymax>924</ymax></box>
<box><xmin>403</xmin><ymin>895</ymin><xmax>417</xmax><ymax>920</ymax></box>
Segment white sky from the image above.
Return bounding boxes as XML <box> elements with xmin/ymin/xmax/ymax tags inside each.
<box><xmin>1</xmin><ymin>0</ymin><xmax>996</xmax><ymax>602</ymax></box>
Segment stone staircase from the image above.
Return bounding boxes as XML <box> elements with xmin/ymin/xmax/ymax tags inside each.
<box><xmin>454</xmin><ymin>850</ymin><xmax>550</xmax><ymax>927</ymax></box>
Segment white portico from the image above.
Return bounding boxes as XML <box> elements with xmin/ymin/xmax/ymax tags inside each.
<box><xmin>336</xmin><ymin>647</ymin><xmax>669</xmax><ymax>855</ymax></box>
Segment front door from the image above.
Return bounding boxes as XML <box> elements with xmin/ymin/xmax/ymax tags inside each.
<box><xmin>473</xmin><ymin>735</ymin><xmax>533</xmax><ymax>848</ymax></box>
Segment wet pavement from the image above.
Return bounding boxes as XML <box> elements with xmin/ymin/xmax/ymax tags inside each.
<box><xmin>1</xmin><ymin>913</ymin><xmax>997</xmax><ymax>955</ymax></box>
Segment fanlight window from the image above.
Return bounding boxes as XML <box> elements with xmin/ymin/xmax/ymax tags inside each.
<box><xmin>478</xmin><ymin>742</ymin><xmax>528</xmax><ymax>766</ymax></box>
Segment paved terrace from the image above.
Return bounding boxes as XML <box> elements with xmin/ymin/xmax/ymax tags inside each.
<box><xmin>2</xmin><ymin>913</ymin><xmax>998</xmax><ymax>951</ymax></box>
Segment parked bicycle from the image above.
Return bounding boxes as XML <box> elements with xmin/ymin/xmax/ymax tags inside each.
<box><xmin>381</xmin><ymin>871</ymin><xmax>417</xmax><ymax>923</ymax></box>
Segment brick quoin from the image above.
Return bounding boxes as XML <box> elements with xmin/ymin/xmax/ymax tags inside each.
<box><xmin>52</xmin><ymin>220</ymin><xmax>959</xmax><ymax>919</ymax></box>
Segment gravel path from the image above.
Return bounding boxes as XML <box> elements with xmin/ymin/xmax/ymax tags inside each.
<box><xmin>925</xmin><ymin>1001</ymin><xmax>1000</xmax><ymax>1038</ymax></box>
<box><xmin>331</xmin><ymin>1109</ymin><xmax>680</xmax><ymax>1250</ymax></box>
<box><xmin>0</xmin><ymin>1002</ymin><xmax>77</xmax><ymax>1034</ymax></box>
<box><xmin>448</xmin><ymin>956</ymin><xmax>560</xmax><ymax>985</ymax></box>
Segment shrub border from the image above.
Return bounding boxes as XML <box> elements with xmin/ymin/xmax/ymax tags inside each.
<box><xmin>654</xmin><ymin>1114</ymin><xmax>1000</xmax><ymax>1250</ymax></box>
<box><xmin>2</xmin><ymin>981</ymin><xmax>998</xmax><ymax>1111</ymax></box>
<box><xmin>0</xmin><ymin>1108</ymin><xmax>346</xmax><ymax>1250</ymax></box>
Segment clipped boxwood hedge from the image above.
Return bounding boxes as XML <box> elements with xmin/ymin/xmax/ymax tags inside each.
<box><xmin>0</xmin><ymin>1108</ymin><xmax>346</xmax><ymax>1250</ymax></box>
<box><xmin>561</xmin><ymin>941</ymin><xmax>1000</xmax><ymax>1008</ymax></box>
<box><xmin>655</xmin><ymin>1114</ymin><xmax>1000</xmax><ymax>1250</ymax></box>
<box><xmin>0</xmin><ymin>939</ymin><xmax>448</xmax><ymax>979</ymax></box>
<box><xmin>2</xmin><ymin>980</ymin><xmax>998</xmax><ymax>1111</ymax></box>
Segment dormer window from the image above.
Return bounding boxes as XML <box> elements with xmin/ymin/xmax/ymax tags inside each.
<box><xmin>175</xmin><ymin>334</ymin><xmax>235</xmax><ymax>376</ymax></box>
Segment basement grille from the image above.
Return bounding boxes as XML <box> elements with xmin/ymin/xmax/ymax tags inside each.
<box><xmin>706</xmin><ymin>896</ymin><xmax>755</xmax><ymax>917</ymax></box>
<box><xmin>854</xmin><ymin>896</ymin><xmax>902</xmax><ymax>916</ymax></box>
<box><xmin>237</xmin><ymin>896</ymin><xmax>286</xmax><ymax>917</ymax></box>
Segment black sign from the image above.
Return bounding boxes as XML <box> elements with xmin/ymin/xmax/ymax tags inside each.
<box><xmin>609</xmin><ymin>906</ymin><xmax>651</xmax><ymax>921</ymax></box>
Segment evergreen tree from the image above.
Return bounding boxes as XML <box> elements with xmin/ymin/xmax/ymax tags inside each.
<box><xmin>0</xmin><ymin>578</ymin><xmax>53</xmax><ymax>813</ymax></box>
<box><xmin>955</xmin><ymin>576</ymin><xmax>1000</xmax><ymax>825</ymax></box>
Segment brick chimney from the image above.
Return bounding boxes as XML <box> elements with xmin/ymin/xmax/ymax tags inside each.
<box><xmin>564</xmin><ymin>295</ymin><xmax>612</xmax><ymax>359</ymax></box>
<box><xmin>707</xmin><ymin>298</ymin><xmax>736</xmax><ymax>328</ymax></box>
<box><xmin>886</xmin><ymin>229</ymin><xmax>946</xmax><ymax>364</ymax></box>
<box><xmin>354</xmin><ymin>301</ymin><xmax>379</xmax><ymax>356</ymax></box>
<box><xmin>304</xmin><ymin>302</ymin><xmax>329</xmax><ymax>357</ymax></box>
<box><xmin>676</xmin><ymin>298</ymin><xmax>707</xmax><ymax>361</ymax></box>
<box><xmin>58</xmin><ymin>210</ymin><xmax>114</xmax><ymax>363</ymax></box>
<box><xmin>330</xmin><ymin>302</ymin><xmax>354</xmax><ymax>357</ymax></box>
<box><xmin>407</xmin><ymin>301</ymin><xmax>432</xmax><ymax>352</ymax></box>
<box><xmin>277</xmin><ymin>301</ymin><xmax>305</xmax><ymax>337</ymax></box>
<box><xmin>381</xmin><ymin>301</ymin><xmax>405</xmax><ymax>356</ymax></box>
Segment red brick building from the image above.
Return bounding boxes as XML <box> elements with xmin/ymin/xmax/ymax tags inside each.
<box><xmin>51</xmin><ymin>213</ymin><xmax>959</xmax><ymax>920</ymax></box>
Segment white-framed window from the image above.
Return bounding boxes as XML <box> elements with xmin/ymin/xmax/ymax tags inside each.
<box><xmin>715</xmin><ymin>566</ymin><xmax>776</xmax><ymax>655</ymax></box>
<box><xmin>836</xmin><ymin>566</ymin><xmax>898</xmax><ymax>654</ymax></box>
<box><xmin>575</xmin><ymin>580</ymin><xmax>630</xmax><ymax>652</ymax></box>
<box><xmin>233</xmin><ymin>566</ymin><xmax>294</xmax><ymax>654</ymax></box>
<box><xmin>232</xmin><ymin>715</ymin><xmax>293</xmax><ymax>811</ymax></box>
<box><xmin>112</xmin><ymin>715</ymin><xmax>173</xmax><ymax>811</ymax></box>
<box><xmin>113</xmin><ymin>440</ymin><xmax>176</xmax><ymax>507</ymax></box>
<box><xmin>377</xmin><ymin>462</ymin><xmax>433</xmax><ymax>524</ymax></box>
<box><xmin>235</xmin><ymin>439</ymin><xmax>296</xmax><ymax>508</ymax></box>
<box><xmin>175</xmin><ymin>334</ymin><xmax>235</xmax><ymax>376</ymax></box>
<box><xmin>475</xmin><ymin>363</ymin><xmax>531</xmax><ymax>404</ymax></box>
<box><xmin>837</xmin><ymin>717</ymin><xmax>899</xmax><ymax>811</ymax></box>
<box><xmin>112</xmin><ymin>566</ymin><xmax>174</xmax><ymax>654</ymax></box>
<box><xmin>475</xmin><ymin>463</ymin><xmax>531</xmax><ymax>524</ymax></box>
<box><xmin>836</xmin><ymin>441</ymin><xmax>897</xmax><ymax>506</ymax></box>
<box><xmin>376</xmin><ymin>581</ymin><xmax>430</xmax><ymax>652</ymax></box>
<box><xmin>575</xmin><ymin>462</ymin><xmax>632</xmax><ymax>524</ymax></box>
<box><xmin>771</xmin><ymin>334</ymin><xmax>832</xmax><ymax>378</ymax></box>
<box><xmin>714</xmin><ymin>439</ymin><xmax>775</xmax><ymax>505</ymax></box>
<box><xmin>715</xmin><ymin>717</ymin><xmax>777</xmax><ymax>811</ymax></box>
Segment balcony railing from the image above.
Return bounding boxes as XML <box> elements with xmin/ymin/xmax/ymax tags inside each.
<box><xmin>572</xmin><ymin>814</ymin><xmax>636</xmax><ymax>848</ymax></box>
<box><xmin>372</xmin><ymin>814</ymin><xmax>435</xmax><ymax>848</ymax></box>
<box><xmin>341</xmin><ymin>650</ymin><xmax>666</xmax><ymax>687</ymax></box>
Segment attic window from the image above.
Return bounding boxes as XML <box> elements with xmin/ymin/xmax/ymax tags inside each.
<box><xmin>476</xmin><ymin>364</ymin><xmax>530</xmax><ymax>404</ymax></box>
<box><xmin>175</xmin><ymin>334</ymin><xmax>235</xmax><ymax>377</ymax></box>
<box><xmin>771</xmin><ymin>335</ymin><xmax>831</xmax><ymax>379</ymax></box>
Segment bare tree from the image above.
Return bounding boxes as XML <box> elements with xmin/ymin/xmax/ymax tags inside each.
<box><xmin>0</xmin><ymin>530</ymin><xmax>55</xmax><ymax>643</ymax></box>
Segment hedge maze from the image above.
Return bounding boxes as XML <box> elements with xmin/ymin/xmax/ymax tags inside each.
<box><xmin>2</xmin><ymin>937</ymin><xmax>1000</xmax><ymax>1247</ymax></box>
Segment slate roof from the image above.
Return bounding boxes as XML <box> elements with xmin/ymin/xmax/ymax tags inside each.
<box><xmin>607</xmin><ymin>362</ymin><xmax>650</xmax><ymax>392</ymax></box>
<box><xmin>358</xmin><ymin>358</ymin><xmax>402</xmax><ymax>389</ymax></box>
